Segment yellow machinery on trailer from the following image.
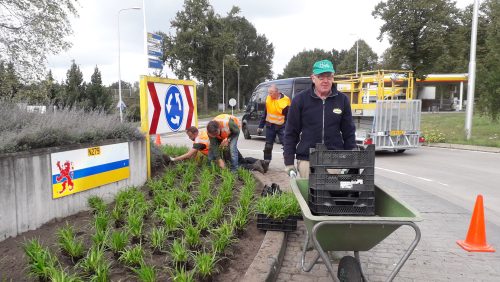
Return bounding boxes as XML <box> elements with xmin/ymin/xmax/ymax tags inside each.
<box><xmin>335</xmin><ymin>70</ymin><xmax>424</xmax><ymax>152</ymax></box>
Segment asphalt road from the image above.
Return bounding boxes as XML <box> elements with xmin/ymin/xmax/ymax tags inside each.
<box><xmin>374</xmin><ymin>147</ymin><xmax>500</xmax><ymax>226</ymax></box>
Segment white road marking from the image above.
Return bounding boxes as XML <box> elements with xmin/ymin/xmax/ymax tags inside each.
<box><xmin>376</xmin><ymin>166</ymin><xmax>448</xmax><ymax>186</ymax></box>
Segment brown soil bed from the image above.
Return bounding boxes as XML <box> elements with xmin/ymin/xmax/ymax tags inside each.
<box><xmin>0</xmin><ymin>168</ymin><xmax>266</xmax><ymax>281</ymax></box>
<box><xmin>0</xmin><ymin>212</ymin><xmax>265</xmax><ymax>281</ymax></box>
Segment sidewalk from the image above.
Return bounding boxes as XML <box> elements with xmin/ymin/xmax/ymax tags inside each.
<box><xmin>244</xmin><ymin>166</ymin><xmax>500</xmax><ymax>281</ymax></box>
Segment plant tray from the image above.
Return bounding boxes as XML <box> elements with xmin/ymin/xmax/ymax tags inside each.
<box><xmin>309</xmin><ymin>144</ymin><xmax>375</xmax><ymax>168</ymax></box>
<box><xmin>256</xmin><ymin>214</ymin><xmax>297</xmax><ymax>232</ymax></box>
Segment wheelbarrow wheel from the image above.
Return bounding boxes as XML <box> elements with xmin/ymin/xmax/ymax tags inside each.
<box><xmin>337</xmin><ymin>256</ymin><xmax>363</xmax><ymax>282</ymax></box>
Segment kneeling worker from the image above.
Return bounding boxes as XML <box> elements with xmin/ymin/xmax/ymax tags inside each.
<box><xmin>206</xmin><ymin>114</ymin><xmax>241</xmax><ymax>172</ymax></box>
<box><xmin>169</xmin><ymin>126</ymin><xmax>266</xmax><ymax>173</ymax></box>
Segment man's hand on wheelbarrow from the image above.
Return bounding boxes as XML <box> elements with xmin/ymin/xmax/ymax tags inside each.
<box><xmin>286</xmin><ymin>165</ymin><xmax>297</xmax><ymax>178</ymax></box>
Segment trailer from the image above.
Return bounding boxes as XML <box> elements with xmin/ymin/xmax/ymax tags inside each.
<box><xmin>336</xmin><ymin>70</ymin><xmax>424</xmax><ymax>152</ymax></box>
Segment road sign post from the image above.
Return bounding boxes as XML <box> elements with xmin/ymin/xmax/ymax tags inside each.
<box><xmin>229</xmin><ymin>98</ymin><xmax>236</xmax><ymax>116</ymax></box>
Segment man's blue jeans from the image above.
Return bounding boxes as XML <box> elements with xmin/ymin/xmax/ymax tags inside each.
<box><xmin>228</xmin><ymin>136</ymin><xmax>239</xmax><ymax>171</ymax></box>
<box><xmin>208</xmin><ymin>136</ymin><xmax>239</xmax><ymax>171</ymax></box>
<box><xmin>264</xmin><ymin>124</ymin><xmax>284</xmax><ymax>160</ymax></box>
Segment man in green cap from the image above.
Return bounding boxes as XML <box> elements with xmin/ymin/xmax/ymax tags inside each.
<box><xmin>283</xmin><ymin>59</ymin><xmax>356</xmax><ymax>178</ymax></box>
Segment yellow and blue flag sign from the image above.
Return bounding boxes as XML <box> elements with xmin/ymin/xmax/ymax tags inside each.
<box><xmin>51</xmin><ymin>143</ymin><xmax>130</xmax><ymax>199</ymax></box>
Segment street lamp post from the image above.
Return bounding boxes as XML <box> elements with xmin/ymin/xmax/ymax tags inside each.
<box><xmin>237</xmin><ymin>64</ymin><xmax>248</xmax><ymax>111</ymax></box>
<box><xmin>118</xmin><ymin>7</ymin><xmax>141</xmax><ymax>122</ymax></box>
<box><xmin>465</xmin><ymin>0</ymin><xmax>479</xmax><ymax>140</ymax></box>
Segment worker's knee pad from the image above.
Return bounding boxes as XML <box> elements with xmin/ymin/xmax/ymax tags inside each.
<box><xmin>263</xmin><ymin>142</ymin><xmax>273</xmax><ymax>160</ymax></box>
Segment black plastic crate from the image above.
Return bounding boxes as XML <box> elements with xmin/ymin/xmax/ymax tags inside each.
<box><xmin>308</xmin><ymin>200</ymin><xmax>375</xmax><ymax>216</ymax></box>
<box><xmin>309</xmin><ymin>167</ymin><xmax>374</xmax><ymax>192</ymax></box>
<box><xmin>308</xmin><ymin>190</ymin><xmax>375</xmax><ymax>216</ymax></box>
<box><xmin>309</xmin><ymin>189</ymin><xmax>375</xmax><ymax>200</ymax></box>
<box><xmin>309</xmin><ymin>144</ymin><xmax>375</xmax><ymax>168</ymax></box>
<box><xmin>256</xmin><ymin>214</ymin><xmax>297</xmax><ymax>232</ymax></box>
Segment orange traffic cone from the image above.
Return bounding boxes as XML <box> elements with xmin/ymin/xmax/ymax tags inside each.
<box><xmin>456</xmin><ymin>195</ymin><xmax>495</xmax><ymax>252</ymax></box>
<box><xmin>154</xmin><ymin>134</ymin><xmax>161</xmax><ymax>146</ymax></box>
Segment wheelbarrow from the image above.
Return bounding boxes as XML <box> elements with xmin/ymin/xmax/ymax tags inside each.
<box><xmin>290</xmin><ymin>178</ymin><xmax>422</xmax><ymax>282</ymax></box>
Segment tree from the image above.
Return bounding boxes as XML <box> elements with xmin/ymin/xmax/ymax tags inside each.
<box><xmin>220</xmin><ymin>7</ymin><xmax>274</xmax><ymax>108</ymax></box>
<box><xmin>373</xmin><ymin>0</ymin><xmax>459</xmax><ymax>78</ymax></box>
<box><xmin>162</xmin><ymin>1</ymin><xmax>274</xmax><ymax>112</ymax></box>
<box><xmin>0</xmin><ymin>61</ymin><xmax>21</xmax><ymax>100</ymax></box>
<box><xmin>0</xmin><ymin>0</ymin><xmax>78</xmax><ymax>80</ymax></box>
<box><xmin>64</xmin><ymin>60</ymin><xmax>85</xmax><ymax>108</ymax></box>
<box><xmin>161</xmin><ymin>0</ymin><xmax>224</xmax><ymax>113</ymax></box>
<box><xmin>379</xmin><ymin>46</ymin><xmax>406</xmax><ymax>70</ymax></box>
<box><xmin>86</xmin><ymin>66</ymin><xmax>112</xmax><ymax>112</ymax></box>
<box><xmin>336</xmin><ymin>40</ymin><xmax>378</xmax><ymax>74</ymax></box>
<box><xmin>477</xmin><ymin>0</ymin><xmax>500</xmax><ymax>121</ymax></box>
<box><xmin>280</xmin><ymin>49</ymin><xmax>338</xmax><ymax>78</ymax></box>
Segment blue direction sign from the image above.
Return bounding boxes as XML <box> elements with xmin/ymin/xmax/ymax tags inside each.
<box><xmin>147</xmin><ymin>33</ymin><xmax>162</xmax><ymax>45</ymax></box>
<box><xmin>148</xmin><ymin>49</ymin><xmax>163</xmax><ymax>57</ymax></box>
<box><xmin>164</xmin><ymin>85</ymin><xmax>184</xmax><ymax>132</ymax></box>
<box><xmin>148</xmin><ymin>58</ymin><xmax>163</xmax><ymax>69</ymax></box>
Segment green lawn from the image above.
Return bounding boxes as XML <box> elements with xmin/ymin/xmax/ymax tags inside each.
<box><xmin>421</xmin><ymin>112</ymin><xmax>500</xmax><ymax>147</ymax></box>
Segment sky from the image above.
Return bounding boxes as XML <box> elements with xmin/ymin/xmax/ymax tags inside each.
<box><xmin>46</xmin><ymin>0</ymin><xmax>472</xmax><ymax>86</ymax></box>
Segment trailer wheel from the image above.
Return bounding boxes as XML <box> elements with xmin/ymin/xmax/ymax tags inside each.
<box><xmin>337</xmin><ymin>256</ymin><xmax>362</xmax><ymax>282</ymax></box>
<box><xmin>396</xmin><ymin>149</ymin><xmax>406</xmax><ymax>153</ymax></box>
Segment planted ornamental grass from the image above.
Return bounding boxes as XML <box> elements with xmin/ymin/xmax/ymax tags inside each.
<box><xmin>0</xmin><ymin>101</ymin><xmax>142</xmax><ymax>154</ymax></box>
<box><xmin>21</xmin><ymin>146</ymin><xmax>259</xmax><ymax>280</ymax></box>
<box><xmin>256</xmin><ymin>192</ymin><xmax>301</xmax><ymax>220</ymax></box>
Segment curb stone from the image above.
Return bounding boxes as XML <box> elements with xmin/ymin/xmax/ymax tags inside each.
<box><xmin>423</xmin><ymin>142</ymin><xmax>500</xmax><ymax>153</ymax></box>
<box><xmin>242</xmin><ymin>170</ymin><xmax>290</xmax><ymax>282</ymax></box>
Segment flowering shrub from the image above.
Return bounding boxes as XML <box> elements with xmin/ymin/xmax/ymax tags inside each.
<box><xmin>422</xmin><ymin>129</ymin><xmax>446</xmax><ymax>143</ymax></box>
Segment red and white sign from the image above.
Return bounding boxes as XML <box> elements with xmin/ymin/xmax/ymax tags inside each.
<box><xmin>142</xmin><ymin>78</ymin><xmax>197</xmax><ymax>135</ymax></box>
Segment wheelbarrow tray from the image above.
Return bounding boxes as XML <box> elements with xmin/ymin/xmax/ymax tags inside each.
<box><xmin>291</xmin><ymin>178</ymin><xmax>422</xmax><ymax>281</ymax></box>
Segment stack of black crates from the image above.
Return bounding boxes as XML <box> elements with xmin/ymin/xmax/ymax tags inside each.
<box><xmin>308</xmin><ymin>144</ymin><xmax>376</xmax><ymax>216</ymax></box>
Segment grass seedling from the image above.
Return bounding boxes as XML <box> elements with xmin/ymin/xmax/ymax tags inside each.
<box><xmin>87</xmin><ymin>195</ymin><xmax>107</xmax><ymax>214</ymax></box>
<box><xmin>210</xmin><ymin>221</ymin><xmax>236</xmax><ymax>255</ymax></box>
<box><xmin>170</xmin><ymin>239</ymin><xmax>189</xmax><ymax>266</ymax></box>
<box><xmin>94</xmin><ymin>211</ymin><xmax>109</xmax><ymax>232</ymax></box>
<box><xmin>184</xmin><ymin>224</ymin><xmax>201</xmax><ymax>248</ymax></box>
<box><xmin>126</xmin><ymin>212</ymin><xmax>144</xmax><ymax>242</ymax></box>
<box><xmin>47</xmin><ymin>266</ymin><xmax>83</xmax><ymax>282</ymax></box>
<box><xmin>131</xmin><ymin>263</ymin><xmax>157</xmax><ymax>282</ymax></box>
<box><xmin>231</xmin><ymin>206</ymin><xmax>250</xmax><ymax>231</ymax></box>
<box><xmin>78</xmin><ymin>246</ymin><xmax>109</xmax><ymax>275</ymax></box>
<box><xmin>195</xmin><ymin>213</ymin><xmax>213</xmax><ymax>232</ymax></box>
<box><xmin>111</xmin><ymin>204</ymin><xmax>125</xmax><ymax>227</ymax></box>
<box><xmin>23</xmin><ymin>239</ymin><xmax>59</xmax><ymax>280</ymax></box>
<box><xmin>56</xmin><ymin>224</ymin><xmax>85</xmax><ymax>262</ymax></box>
<box><xmin>119</xmin><ymin>244</ymin><xmax>144</xmax><ymax>267</ymax></box>
<box><xmin>107</xmin><ymin>230</ymin><xmax>129</xmax><ymax>255</ymax></box>
<box><xmin>91</xmin><ymin>228</ymin><xmax>109</xmax><ymax>248</ymax></box>
<box><xmin>169</xmin><ymin>266</ymin><xmax>195</xmax><ymax>282</ymax></box>
<box><xmin>149</xmin><ymin>226</ymin><xmax>167</xmax><ymax>253</ymax></box>
<box><xmin>193</xmin><ymin>251</ymin><xmax>219</xmax><ymax>279</ymax></box>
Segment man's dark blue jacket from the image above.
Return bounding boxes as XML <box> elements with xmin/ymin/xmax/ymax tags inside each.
<box><xmin>283</xmin><ymin>83</ymin><xmax>356</xmax><ymax>166</ymax></box>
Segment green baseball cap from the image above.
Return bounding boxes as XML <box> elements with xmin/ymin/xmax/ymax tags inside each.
<box><xmin>312</xmin><ymin>59</ymin><xmax>335</xmax><ymax>75</ymax></box>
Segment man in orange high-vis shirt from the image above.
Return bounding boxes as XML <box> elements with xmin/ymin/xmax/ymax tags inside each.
<box><xmin>257</xmin><ymin>84</ymin><xmax>291</xmax><ymax>166</ymax></box>
<box><xmin>168</xmin><ymin>126</ymin><xmax>266</xmax><ymax>173</ymax></box>
<box><xmin>206</xmin><ymin>114</ymin><xmax>241</xmax><ymax>172</ymax></box>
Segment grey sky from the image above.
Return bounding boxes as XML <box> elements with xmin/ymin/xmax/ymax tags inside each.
<box><xmin>46</xmin><ymin>0</ymin><xmax>472</xmax><ymax>85</ymax></box>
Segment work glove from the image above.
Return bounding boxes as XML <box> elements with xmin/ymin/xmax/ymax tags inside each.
<box><xmin>257</xmin><ymin>127</ymin><xmax>263</xmax><ymax>135</ymax></box>
<box><xmin>285</xmin><ymin>165</ymin><xmax>297</xmax><ymax>178</ymax></box>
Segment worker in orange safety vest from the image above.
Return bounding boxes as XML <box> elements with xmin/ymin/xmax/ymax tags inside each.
<box><xmin>257</xmin><ymin>84</ymin><xmax>291</xmax><ymax>167</ymax></box>
<box><xmin>206</xmin><ymin>114</ymin><xmax>241</xmax><ymax>172</ymax></box>
<box><xmin>166</xmin><ymin>126</ymin><xmax>267</xmax><ymax>173</ymax></box>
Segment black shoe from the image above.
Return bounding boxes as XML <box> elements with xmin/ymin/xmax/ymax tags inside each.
<box><xmin>251</xmin><ymin>161</ymin><xmax>265</xmax><ymax>173</ymax></box>
<box><xmin>262</xmin><ymin>160</ymin><xmax>270</xmax><ymax>173</ymax></box>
